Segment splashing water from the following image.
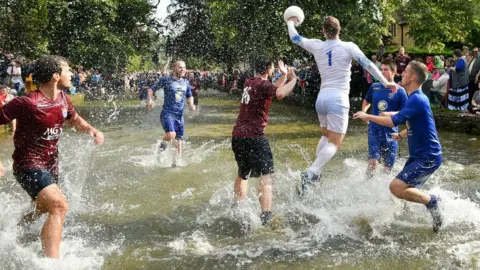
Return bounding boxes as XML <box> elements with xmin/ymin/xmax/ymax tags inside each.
<box><xmin>1</xmin><ymin>94</ymin><xmax>480</xmax><ymax>269</ymax></box>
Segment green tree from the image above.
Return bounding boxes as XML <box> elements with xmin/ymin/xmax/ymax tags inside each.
<box><xmin>402</xmin><ymin>0</ymin><xmax>480</xmax><ymax>51</ymax></box>
<box><xmin>166</xmin><ymin>0</ymin><xmax>399</xmax><ymax>68</ymax></box>
<box><xmin>0</xmin><ymin>0</ymin><xmax>162</xmax><ymax>72</ymax></box>
<box><xmin>165</xmin><ymin>0</ymin><xmax>238</xmax><ymax>71</ymax></box>
<box><xmin>0</xmin><ymin>0</ymin><xmax>49</xmax><ymax>58</ymax></box>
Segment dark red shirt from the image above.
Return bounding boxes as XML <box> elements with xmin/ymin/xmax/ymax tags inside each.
<box><xmin>232</xmin><ymin>77</ymin><xmax>277</xmax><ymax>137</ymax></box>
<box><xmin>0</xmin><ymin>91</ymin><xmax>77</xmax><ymax>172</ymax></box>
<box><xmin>396</xmin><ymin>55</ymin><xmax>411</xmax><ymax>74</ymax></box>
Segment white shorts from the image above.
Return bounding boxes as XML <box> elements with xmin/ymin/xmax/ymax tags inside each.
<box><xmin>315</xmin><ymin>91</ymin><xmax>350</xmax><ymax>134</ymax></box>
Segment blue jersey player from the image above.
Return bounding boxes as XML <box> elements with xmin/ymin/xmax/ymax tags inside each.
<box><xmin>361</xmin><ymin>59</ymin><xmax>407</xmax><ymax>176</ymax></box>
<box><xmin>354</xmin><ymin>61</ymin><xmax>443</xmax><ymax>232</ymax></box>
<box><xmin>147</xmin><ymin>61</ymin><xmax>196</xmax><ymax>165</ymax></box>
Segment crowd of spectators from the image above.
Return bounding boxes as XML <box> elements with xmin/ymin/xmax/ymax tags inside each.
<box><xmin>3</xmin><ymin>45</ymin><xmax>480</xmax><ymax>117</ymax></box>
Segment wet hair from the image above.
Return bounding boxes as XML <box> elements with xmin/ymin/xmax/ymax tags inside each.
<box><xmin>173</xmin><ymin>60</ymin><xmax>185</xmax><ymax>68</ymax></box>
<box><xmin>408</xmin><ymin>61</ymin><xmax>428</xmax><ymax>84</ymax></box>
<box><xmin>380</xmin><ymin>59</ymin><xmax>397</xmax><ymax>72</ymax></box>
<box><xmin>323</xmin><ymin>16</ymin><xmax>341</xmax><ymax>38</ymax></box>
<box><xmin>453</xmin><ymin>49</ymin><xmax>463</xmax><ymax>57</ymax></box>
<box><xmin>32</xmin><ymin>55</ymin><xmax>68</xmax><ymax>84</ymax></box>
<box><xmin>253</xmin><ymin>56</ymin><xmax>273</xmax><ymax>75</ymax></box>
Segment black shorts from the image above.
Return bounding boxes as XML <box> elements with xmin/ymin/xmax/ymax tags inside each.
<box><xmin>232</xmin><ymin>137</ymin><xmax>274</xmax><ymax>180</ymax></box>
<box><xmin>14</xmin><ymin>168</ymin><xmax>59</xmax><ymax>200</ymax></box>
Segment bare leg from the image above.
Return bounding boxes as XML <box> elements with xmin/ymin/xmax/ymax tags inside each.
<box><xmin>234</xmin><ymin>176</ymin><xmax>248</xmax><ymax>201</ymax></box>
<box><xmin>366</xmin><ymin>159</ymin><xmax>378</xmax><ymax>178</ymax></box>
<box><xmin>162</xmin><ymin>132</ymin><xmax>176</xmax><ymax>143</ymax></box>
<box><xmin>35</xmin><ymin>184</ymin><xmax>69</xmax><ymax>258</ymax></box>
<box><xmin>159</xmin><ymin>132</ymin><xmax>176</xmax><ymax>155</ymax></box>
<box><xmin>258</xmin><ymin>174</ymin><xmax>273</xmax><ymax>212</ymax></box>
<box><xmin>382</xmin><ymin>165</ymin><xmax>392</xmax><ymax>174</ymax></box>
<box><xmin>176</xmin><ymin>139</ymin><xmax>183</xmax><ymax>157</ymax></box>
<box><xmin>11</xmin><ymin>119</ymin><xmax>16</xmax><ymax>134</ymax></box>
<box><xmin>389</xmin><ymin>178</ymin><xmax>431</xmax><ymax>205</ymax></box>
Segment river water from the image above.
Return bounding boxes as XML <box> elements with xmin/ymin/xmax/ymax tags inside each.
<box><xmin>0</xmin><ymin>90</ymin><xmax>479</xmax><ymax>269</ymax></box>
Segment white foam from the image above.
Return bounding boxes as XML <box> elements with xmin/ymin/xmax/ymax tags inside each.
<box><xmin>0</xmin><ymin>136</ymin><xmax>122</xmax><ymax>269</ymax></box>
<box><xmin>168</xmin><ymin>231</ymin><xmax>214</xmax><ymax>255</ymax></box>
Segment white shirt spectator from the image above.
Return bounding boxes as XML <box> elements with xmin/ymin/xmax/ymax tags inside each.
<box><xmin>7</xmin><ymin>66</ymin><xmax>23</xmax><ymax>84</ymax></box>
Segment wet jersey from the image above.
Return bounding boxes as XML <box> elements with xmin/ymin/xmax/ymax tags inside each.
<box><xmin>365</xmin><ymin>82</ymin><xmax>407</xmax><ymax>135</ymax></box>
<box><xmin>0</xmin><ymin>91</ymin><xmax>77</xmax><ymax>172</ymax></box>
<box><xmin>154</xmin><ymin>76</ymin><xmax>192</xmax><ymax>115</ymax></box>
<box><xmin>287</xmin><ymin>21</ymin><xmax>388</xmax><ymax>94</ymax></box>
<box><xmin>391</xmin><ymin>90</ymin><xmax>442</xmax><ymax>159</ymax></box>
<box><xmin>232</xmin><ymin>77</ymin><xmax>277</xmax><ymax>137</ymax></box>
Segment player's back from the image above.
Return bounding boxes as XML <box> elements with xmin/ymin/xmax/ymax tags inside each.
<box><xmin>312</xmin><ymin>40</ymin><xmax>358</xmax><ymax>94</ymax></box>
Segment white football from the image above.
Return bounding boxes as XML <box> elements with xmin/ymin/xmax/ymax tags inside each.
<box><xmin>283</xmin><ymin>6</ymin><xmax>305</xmax><ymax>26</ymax></box>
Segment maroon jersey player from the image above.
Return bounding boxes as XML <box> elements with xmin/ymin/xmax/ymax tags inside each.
<box><xmin>0</xmin><ymin>55</ymin><xmax>104</xmax><ymax>258</ymax></box>
<box><xmin>232</xmin><ymin>57</ymin><xmax>297</xmax><ymax>226</ymax></box>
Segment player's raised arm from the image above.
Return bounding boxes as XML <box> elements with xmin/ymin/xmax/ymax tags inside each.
<box><xmin>286</xmin><ymin>20</ymin><xmax>322</xmax><ymax>53</ymax></box>
<box><xmin>349</xmin><ymin>43</ymin><xmax>397</xmax><ymax>92</ymax></box>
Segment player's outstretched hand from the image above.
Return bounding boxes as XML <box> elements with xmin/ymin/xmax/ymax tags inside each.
<box><xmin>353</xmin><ymin>111</ymin><xmax>368</xmax><ymax>121</ymax></box>
<box><xmin>287</xmin><ymin>67</ymin><xmax>296</xmax><ymax>80</ymax></box>
<box><xmin>288</xmin><ymin>17</ymin><xmax>299</xmax><ymax>24</ymax></box>
<box><xmin>278</xmin><ymin>60</ymin><xmax>288</xmax><ymax>75</ymax></box>
<box><xmin>391</xmin><ymin>133</ymin><xmax>402</xmax><ymax>141</ymax></box>
<box><xmin>91</xmin><ymin>130</ymin><xmax>104</xmax><ymax>145</ymax></box>
<box><xmin>384</xmin><ymin>82</ymin><xmax>398</xmax><ymax>94</ymax></box>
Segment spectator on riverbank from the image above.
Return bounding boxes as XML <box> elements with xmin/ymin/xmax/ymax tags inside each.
<box><xmin>0</xmin><ymin>52</ymin><xmax>13</xmax><ymax>85</ymax></box>
<box><xmin>426</xmin><ymin>56</ymin><xmax>434</xmax><ymax>73</ymax></box>
<box><xmin>467</xmin><ymin>83</ymin><xmax>480</xmax><ymax>115</ymax></box>
<box><xmin>448</xmin><ymin>49</ymin><xmax>470</xmax><ymax>111</ymax></box>
<box><xmin>463</xmin><ymin>46</ymin><xmax>471</xmax><ymax>62</ymax></box>
<box><xmin>468</xmin><ymin>48</ymin><xmax>480</xmax><ymax>103</ymax></box>
<box><xmin>395</xmin><ymin>47</ymin><xmax>410</xmax><ymax>82</ymax></box>
<box><xmin>431</xmin><ymin>58</ymin><xmax>449</xmax><ymax>108</ymax></box>
<box><xmin>0</xmin><ymin>84</ymin><xmax>16</xmax><ymax>132</ymax></box>
<box><xmin>350</xmin><ymin>60</ymin><xmax>364</xmax><ymax>98</ymax></box>
<box><xmin>6</xmin><ymin>60</ymin><xmax>24</xmax><ymax>94</ymax></box>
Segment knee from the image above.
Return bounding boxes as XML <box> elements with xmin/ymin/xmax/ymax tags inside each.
<box><xmin>49</xmin><ymin>198</ymin><xmax>69</xmax><ymax>217</ymax></box>
<box><xmin>165</xmin><ymin>132</ymin><xmax>176</xmax><ymax>141</ymax></box>
<box><xmin>258</xmin><ymin>176</ymin><xmax>273</xmax><ymax>191</ymax></box>
<box><xmin>389</xmin><ymin>182</ymin><xmax>403</xmax><ymax>198</ymax></box>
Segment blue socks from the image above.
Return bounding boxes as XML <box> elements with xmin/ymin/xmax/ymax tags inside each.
<box><xmin>426</xmin><ymin>195</ymin><xmax>438</xmax><ymax>209</ymax></box>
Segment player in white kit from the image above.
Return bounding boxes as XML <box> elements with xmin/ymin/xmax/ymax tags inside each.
<box><xmin>286</xmin><ymin>16</ymin><xmax>397</xmax><ymax>196</ymax></box>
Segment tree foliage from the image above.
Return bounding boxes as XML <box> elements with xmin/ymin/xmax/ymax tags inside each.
<box><xmin>0</xmin><ymin>0</ymin><xmax>163</xmax><ymax>72</ymax></box>
<box><xmin>165</xmin><ymin>0</ymin><xmax>480</xmax><ymax>67</ymax></box>
<box><xmin>164</xmin><ymin>0</ymin><xmax>238</xmax><ymax>71</ymax></box>
<box><xmin>164</xmin><ymin>0</ymin><xmax>400</xmax><ymax>68</ymax></box>
<box><xmin>401</xmin><ymin>0</ymin><xmax>480</xmax><ymax>52</ymax></box>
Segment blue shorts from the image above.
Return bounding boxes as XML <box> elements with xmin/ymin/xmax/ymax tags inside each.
<box><xmin>368</xmin><ymin>131</ymin><xmax>398</xmax><ymax>168</ymax></box>
<box><xmin>396</xmin><ymin>155</ymin><xmax>442</xmax><ymax>188</ymax></box>
<box><xmin>160</xmin><ymin>110</ymin><xmax>184</xmax><ymax>140</ymax></box>
<box><xmin>14</xmin><ymin>168</ymin><xmax>59</xmax><ymax>200</ymax></box>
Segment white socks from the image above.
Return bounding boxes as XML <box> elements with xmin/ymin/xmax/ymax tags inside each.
<box><xmin>308</xmin><ymin>142</ymin><xmax>338</xmax><ymax>176</ymax></box>
<box><xmin>316</xmin><ymin>136</ymin><xmax>328</xmax><ymax>157</ymax></box>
